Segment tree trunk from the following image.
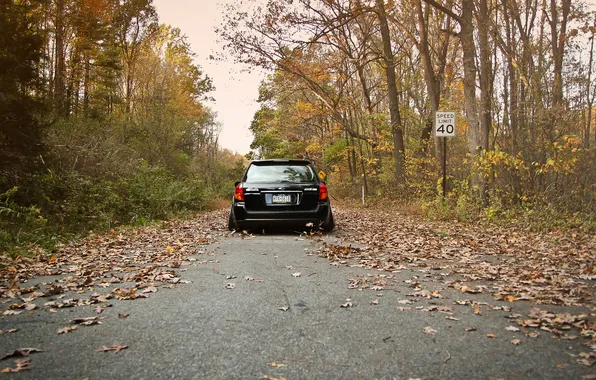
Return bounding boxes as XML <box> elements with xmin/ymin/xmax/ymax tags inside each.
<box><xmin>375</xmin><ymin>0</ymin><xmax>405</xmax><ymax>187</ymax></box>
<box><xmin>416</xmin><ymin>0</ymin><xmax>441</xmax><ymax>161</ymax></box>
<box><xmin>585</xmin><ymin>14</ymin><xmax>595</xmax><ymax>149</ymax></box>
<box><xmin>477</xmin><ymin>0</ymin><xmax>492</xmax><ymax>152</ymax></box>
<box><xmin>460</xmin><ymin>0</ymin><xmax>483</xmax><ymax>193</ymax></box>
<box><xmin>54</xmin><ymin>0</ymin><xmax>66</xmax><ymax>116</ymax></box>
<box><xmin>550</xmin><ymin>0</ymin><xmax>571</xmax><ymax>108</ymax></box>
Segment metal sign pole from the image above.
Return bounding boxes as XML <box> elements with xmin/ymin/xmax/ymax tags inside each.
<box><xmin>442</xmin><ymin>137</ymin><xmax>447</xmax><ymax>198</ymax></box>
<box><xmin>435</xmin><ymin>111</ymin><xmax>455</xmax><ymax>199</ymax></box>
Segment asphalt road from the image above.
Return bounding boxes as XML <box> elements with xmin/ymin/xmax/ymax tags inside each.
<box><xmin>1</xmin><ymin>229</ymin><xmax>593</xmax><ymax>379</ymax></box>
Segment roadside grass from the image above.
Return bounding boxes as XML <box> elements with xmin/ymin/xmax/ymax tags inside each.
<box><xmin>332</xmin><ymin>195</ymin><xmax>595</xmax><ymax>235</ymax></box>
<box><xmin>0</xmin><ymin>177</ymin><xmax>230</xmax><ymax>262</ymax></box>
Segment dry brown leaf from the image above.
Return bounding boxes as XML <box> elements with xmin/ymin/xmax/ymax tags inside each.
<box><xmin>472</xmin><ymin>304</ymin><xmax>482</xmax><ymax>316</ymax></box>
<box><xmin>57</xmin><ymin>326</ymin><xmax>77</xmax><ymax>334</ymax></box>
<box><xmin>424</xmin><ymin>327</ymin><xmax>437</xmax><ymax>335</ymax></box>
<box><xmin>95</xmin><ymin>344</ymin><xmax>128</xmax><ymax>354</ymax></box>
<box><xmin>72</xmin><ymin>317</ymin><xmax>101</xmax><ymax>326</ymax></box>
<box><xmin>141</xmin><ymin>286</ymin><xmax>158</xmax><ymax>293</ymax></box>
<box><xmin>0</xmin><ymin>348</ymin><xmax>43</xmax><ymax>360</ymax></box>
<box><xmin>1</xmin><ymin>358</ymin><xmax>31</xmax><ymax>373</ymax></box>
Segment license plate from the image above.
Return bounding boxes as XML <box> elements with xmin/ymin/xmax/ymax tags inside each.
<box><xmin>272</xmin><ymin>194</ymin><xmax>292</xmax><ymax>203</ymax></box>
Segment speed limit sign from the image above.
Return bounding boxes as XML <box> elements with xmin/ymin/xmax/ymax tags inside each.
<box><xmin>435</xmin><ymin>112</ymin><xmax>456</xmax><ymax>137</ymax></box>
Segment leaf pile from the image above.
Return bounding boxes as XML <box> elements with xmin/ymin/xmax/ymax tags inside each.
<box><xmin>0</xmin><ymin>209</ymin><xmax>227</xmax><ymax>315</ymax></box>
<box><xmin>326</xmin><ymin>207</ymin><xmax>595</xmax><ymax>308</ymax></box>
<box><xmin>318</xmin><ymin>206</ymin><xmax>596</xmax><ymax>355</ymax></box>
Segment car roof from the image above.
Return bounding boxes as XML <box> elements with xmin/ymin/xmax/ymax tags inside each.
<box><xmin>250</xmin><ymin>159</ymin><xmax>312</xmax><ymax>165</ymax></box>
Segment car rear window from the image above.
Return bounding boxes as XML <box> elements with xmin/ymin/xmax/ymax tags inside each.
<box><xmin>245</xmin><ymin>164</ymin><xmax>316</xmax><ymax>183</ymax></box>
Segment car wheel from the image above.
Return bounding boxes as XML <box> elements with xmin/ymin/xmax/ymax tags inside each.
<box><xmin>228</xmin><ymin>207</ymin><xmax>238</xmax><ymax>231</ymax></box>
<box><xmin>321</xmin><ymin>208</ymin><xmax>335</xmax><ymax>232</ymax></box>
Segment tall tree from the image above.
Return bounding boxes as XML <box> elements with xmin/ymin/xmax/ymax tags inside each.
<box><xmin>375</xmin><ymin>0</ymin><xmax>405</xmax><ymax>185</ymax></box>
<box><xmin>0</xmin><ymin>0</ymin><xmax>45</xmax><ymax>183</ymax></box>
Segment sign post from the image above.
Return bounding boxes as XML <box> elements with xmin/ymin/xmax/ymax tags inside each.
<box><xmin>434</xmin><ymin>112</ymin><xmax>456</xmax><ymax>198</ymax></box>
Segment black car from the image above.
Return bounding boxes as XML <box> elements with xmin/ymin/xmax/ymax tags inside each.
<box><xmin>228</xmin><ymin>159</ymin><xmax>335</xmax><ymax>232</ymax></box>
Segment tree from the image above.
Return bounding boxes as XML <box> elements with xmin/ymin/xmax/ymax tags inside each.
<box><xmin>375</xmin><ymin>0</ymin><xmax>406</xmax><ymax>186</ymax></box>
<box><xmin>0</xmin><ymin>0</ymin><xmax>45</xmax><ymax>183</ymax></box>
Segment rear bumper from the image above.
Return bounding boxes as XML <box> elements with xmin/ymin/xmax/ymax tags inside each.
<box><xmin>233</xmin><ymin>201</ymin><xmax>330</xmax><ymax>228</ymax></box>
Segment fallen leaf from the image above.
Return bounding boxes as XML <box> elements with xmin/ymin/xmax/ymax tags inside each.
<box><xmin>2</xmin><ymin>310</ymin><xmax>23</xmax><ymax>316</ymax></box>
<box><xmin>0</xmin><ymin>348</ymin><xmax>43</xmax><ymax>360</ymax></box>
<box><xmin>224</xmin><ymin>283</ymin><xmax>236</xmax><ymax>289</ymax></box>
<box><xmin>460</xmin><ymin>286</ymin><xmax>480</xmax><ymax>294</ymax></box>
<box><xmin>487</xmin><ymin>334</ymin><xmax>497</xmax><ymax>338</ymax></box>
<box><xmin>141</xmin><ymin>286</ymin><xmax>158</xmax><ymax>293</ymax></box>
<box><xmin>1</xmin><ymin>359</ymin><xmax>31</xmax><ymax>373</ymax></box>
<box><xmin>57</xmin><ymin>326</ymin><xmax>77</xmax><ymax>334</ymax></box>
<box><xmin>505</xmin><ymin>326</ymin><xmax>521</xmax><ymax>332</ymax></box>
<box><xmin>118</xmin><ymin>313</ymin><xmax>129</xmax><ymax>319</ymax></box>
<box><xmin>472</xmin><ymin>304</ymin><xmax>482</xmax><ymax>315</ymax></box>
<box><xmin>370</xmin><ymin>299</ymin><xmax>380</xmax><ymax>305</ymax></box>
<box><xmin>268</xmin><ymin>362</ymin><xmax>288</xmax><ymax>368</ymax></box>
<box><xmin>465</xmin><ymin>327</ymin><xmax>477</xmax><ymax>332</ymax></box>
<box><xmin>95</xmin><ymin>344</ymin><xmax>128</xmax><ymax>354</ymax></box>
<box><xmin>511</xmin><ymin>339</ymin><xmax>521</xmax><ymax>345</ymax></box>
<box><xmin>340</xmin><ymin>302</ymin><xmax>353</xmax><ymax>308</ymax></box>
<box><xmin>0</xmin><ymin>329</ymin><xmax>18</xmax><ymax>335</ymax></box>
<box><xmin>278</xmin><ymin>306</ymin><xmax>290</xmax><ymax>312</ymax></box>
<box><xmin>244</xmin><ymin>276</ymin><xmax>254</xmax><ymax>281</ymax></box>
<box><xmin>291</xmin><ymin>272</ymin><xmax>301</xmax><ymax>278</ymax></box>
<box><xmin>424</xmin><ymin>327</ymin><xmax>437</xmax><ymax>335</ymax></box>
<box><xmin>71</xmin><ymin>317</ymin><xmax>101</xmax><ymax>326</ymax></box>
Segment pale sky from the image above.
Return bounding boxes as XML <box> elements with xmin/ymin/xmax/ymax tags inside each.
<box><xmin>153</xmin><ymin>0</ymin><xmax>265</xmax><ymax>155</ymax></box>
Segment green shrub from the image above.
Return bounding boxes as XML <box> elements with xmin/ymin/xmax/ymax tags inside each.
<box><xmin>0</xmin><ymin>163</ymin><xmax>214</xmax><ymax>257</ymax></box>
<box><xmin>120</xmin><ymin>163</ymin><xmax>210</xmax><ymax>222</ymax></box>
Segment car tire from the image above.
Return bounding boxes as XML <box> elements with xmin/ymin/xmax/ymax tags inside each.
<box><xmin>228</xmin><ymin>207</ymin><xmax>238</xmax><ymax>231</ymax></box>
<box><xmin>321</xmin><ymin>208</ymin><xmax>335</xmax><ymax>232</ymax></box>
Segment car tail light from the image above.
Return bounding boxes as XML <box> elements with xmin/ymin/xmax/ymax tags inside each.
<box><xmin>319</xmin><ymin>183</ymin><xmax>328</xmax><ymax>200</ymax></box>
<box><xmin>234</xmin><ymin>184</ymin><xmax>244</xmax><ymax>201</ymax></box>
